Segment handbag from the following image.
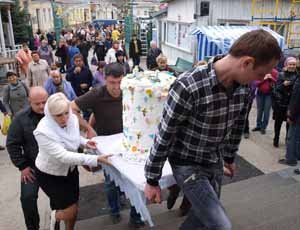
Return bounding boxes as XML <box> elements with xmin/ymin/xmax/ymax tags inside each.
<box><xmin>1</xmin><ymin>115</ymin><xmax>11</xmax><ymax>136</ymax></box>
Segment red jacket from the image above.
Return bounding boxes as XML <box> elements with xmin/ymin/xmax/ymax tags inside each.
<box><xmin>257</xmin><ymin>69</ymin><xmax>278</xmax><ymax>94</ymax></box>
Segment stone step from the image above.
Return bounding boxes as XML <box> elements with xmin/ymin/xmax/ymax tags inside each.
<box><xmin>222</xmin><ymin>173</ymin><xmax>290</xmax><ymax>198</ymax></box>
<box><xmin>223</xmin><ymin>178</ymin><xmax>300</xmax><ymax>210</ymax></box>
<box><xmin>227</xmin><ymin>184</ymin><xmax>300</xmax><ymax>229</ymax></box>
<box><xmin>222</xmin><ymin>175</ymin><xmax>297</xmax><ymax>204</ymax></box>
<box><xmin>77</xmin><ymin>173</ymin><xmax>300</xmax><ymax>230</ymax></box>
<box><xmin>76</xmin><ymin>199</ymin><xmax>184</xmax><ymax>230</ymax></box>
<box><xmin>243</xmin><ymin>214</ymin><xmax>300</xmax><ymax>230</ymax></box>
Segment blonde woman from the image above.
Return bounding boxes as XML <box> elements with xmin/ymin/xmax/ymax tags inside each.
<box><xmin>34</xmin><ymin>93</ymin><xmax>111</xmax><ymax>230</ymax></box>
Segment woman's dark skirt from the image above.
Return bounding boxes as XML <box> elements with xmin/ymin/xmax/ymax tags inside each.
<box><xmin>36</xmin><ymin>167</ymin><xmax>79</xmax><ymax>210</ymax></box>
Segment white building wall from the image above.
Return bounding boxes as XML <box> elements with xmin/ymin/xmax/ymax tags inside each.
<box><xmin>161</xmin><ymin>43</ymin><xmax>194</xmax><ymax>65</ymax></box>
<box><xmin>206</xmin><ymin>0</ymin><xmax>291</xmax><ymax>25</ymax></box>
<box><xmin>158</xmin><ymin>0</ymin><xmax>292</xmax><ymax>63</ymax></box>
<box><xmin>167</xmin><ymin>0</ymin><xmax>195</xmax><ymax>23</ymax></box>
<box><xmin>160</xmin><ymin>0</ymin><xmax>196</xmax><ymax>64</ymax></box>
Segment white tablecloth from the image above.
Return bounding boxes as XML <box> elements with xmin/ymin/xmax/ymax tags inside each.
<box><xmin>92</xmin><ymin>133</ymin><xmax>176</xmax><ymax>227</ymax></box>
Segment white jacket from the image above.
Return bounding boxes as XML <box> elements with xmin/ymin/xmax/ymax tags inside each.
<box><xmin>35</xmin><ymin>133</ymin><xmax>98</xmax><ymax>176</ymax></box>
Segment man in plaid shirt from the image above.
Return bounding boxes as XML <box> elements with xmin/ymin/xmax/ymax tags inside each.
<box><xmin>144</xmin><ymin>30</ymin><xmax>282</xmax><ymax>230</ymax></box>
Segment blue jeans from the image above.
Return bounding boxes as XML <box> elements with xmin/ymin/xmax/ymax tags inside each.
<box><xmin>286</xmin><ymin>124</ymin><xmax>300</xmax><ymax>163</ymax></box>
<box><xmin>104</xmin><ymin>173</ymin><xmax>142</xmax><ymax>222</ymax></box>
<box><xmin>171</xmin><ymin>163</ymin><xmax>231</xmax><ymax>230</ymax></box>
<box><xmin>256</xmin><ymin>93</ymin><xmax>272</xmax><ymax>130</ymax></box>
<box><xmin>20</xmin><ymin>175</ymin><xmax>40</xmax><ymax>230</ymax></box>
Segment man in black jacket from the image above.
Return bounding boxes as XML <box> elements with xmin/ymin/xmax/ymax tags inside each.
<box><xmin>6</xmin><ymin>87</ymin><xmax>48</xmax><ymax>230</ymax></box>
<box><xmin>129</xmin><ymin>34</ymin><xmax>142</xmax><ymax>67</ymax></box>
<box><xmin>285</xmin><ymin>76</ymin><xmax>300</xmax><ymax>170</ymax></box>
<box><xmin>146</xmin><ymin>41</ymin><xmax>162</xmax><ymax>70</ymax></box>
<box><xmin>77</xmin><ymin>38</ymin><xmax>91</xmax><ymax>67</ymax></box>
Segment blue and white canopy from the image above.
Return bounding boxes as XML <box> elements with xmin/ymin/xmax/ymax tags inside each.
<box><xmin>190</xmin><ymin>26</ymin><xmax>285</xmax><ymax>61</ymax></box>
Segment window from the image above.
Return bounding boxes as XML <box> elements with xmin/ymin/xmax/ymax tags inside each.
<box><xmin>178</xmin><ymin>23</ymin><xmax>191</xmax><ymax>50</ymax></box>
<box><xmin>166</xmin><ymin>22</ymin><xmax>177</xmax><ymax>45</ymax></box>
<box><xmin>43</xmin><ymin>9</ymin><xmax>47</xmax><ymax>23</ymax></box>
<box><xmin>166</xmin><ymin>22</ymin><xmax>192</xmax><ymax>51</ymax></box>
<box><xmin>48</xmin><ymin>9</ymin><xmax>52</xmax><ymax>21</ymax></box>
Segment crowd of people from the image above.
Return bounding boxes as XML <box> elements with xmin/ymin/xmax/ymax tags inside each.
<box><xmin>242</xmin><ymin>56</ymin><xmax>300</xmax><ymax>167</ymax></box>
<box><xmin>2</xmin><ymin>24</ymin><xmax>300</xmax><ymax>230</ymax></box>
<box><xmin>4</xmin><ymin>23</ymin><xmax>170</xmax><ymax>230</ymax></box>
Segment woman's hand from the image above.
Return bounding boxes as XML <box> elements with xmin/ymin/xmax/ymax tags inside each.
<box><xmin>283</xmin><ymin>80</ymin><xmax>291</xmax><ymax>86</ymax></box>
<box><xmin>97</xmin><ymin>154</ymin><xmax>113</xmax><ymax>166</ymax></box>
<box><xmin>86</xmin><ymin>140</ymin><xmax>97</xmax><ymax>149</ymax></box>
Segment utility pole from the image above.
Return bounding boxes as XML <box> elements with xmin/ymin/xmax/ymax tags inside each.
<box><xmin>51</xmin><ymin>0</ymin><xmax>63</xmax><ymax>42</ymax></box>
<box><xmin>125</xmin><ymin>0</ymin><xmax>134</xmax><ymax>51</ymax></box>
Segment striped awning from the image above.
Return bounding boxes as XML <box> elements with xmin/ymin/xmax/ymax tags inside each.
<box><xmin>190</xmin><ymin>26</ymin><xmax>285</xmax><ymax>61</ymax></box>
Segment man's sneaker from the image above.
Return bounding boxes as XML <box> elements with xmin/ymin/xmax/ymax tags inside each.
<box><xmin>128</xmin><ymin>219</ymin><xmax>145</xmax><ymax>229</ymax></box>
<box><xmin>278</xmin><ymin>159</ymin><xmax>297</xmax><ymax>167</ymax></box>
<box><xmin>50</xmin><ymin>210</ymin><xmax>60</xmax><ymax>230</ymax></box>
<box><xmin>110</xmin><ymin>214</ymin><xmax>122</xmax><ymax>224</ymax></box>
<box><xmin>252</xmin><ymin>127</ymin><xmax>261</xmax><ymax>132</ymax></box>
<box><xmin>260</xmin><ymin>129</ymin><xmax>266</xmax><ymax>135</ymax></box>
<box><xmin>0</xmin><ymin>145</ymin><xmax>5</xmax><ymax>150</ymax></box>
<box><xmin>294</xmin><ymin>168</ymin><xmax>300</xmax><ymax>175</ymax></box>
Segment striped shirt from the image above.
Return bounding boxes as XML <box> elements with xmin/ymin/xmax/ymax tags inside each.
<box><xmin>145</xmin><ymin>56</ymin><xmax>250</xmax><ymax>185</ymax></box>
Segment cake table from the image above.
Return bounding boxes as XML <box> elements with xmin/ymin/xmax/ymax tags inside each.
<box><xmin>92</xmin><ymin>133</ymin><xmax>176</xmax><ymax>227</ymax></box>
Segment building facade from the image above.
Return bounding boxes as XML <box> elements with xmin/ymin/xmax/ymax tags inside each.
<box><xmin>20</xmin><ymin>0</ymin><xmax>54</xmax><ymax>33</ymax></box>
<box><xmin>90</xmin><ymin>0</ymin><xmax>119</xmax><ymax>20</ymax></box>
<box><xmin>157</xmin><ymin>0</ymin><xmax>294</xmax><ymax>64</ymax></box>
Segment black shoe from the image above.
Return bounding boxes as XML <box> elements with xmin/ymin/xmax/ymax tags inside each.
<box><xmin>273</xmin><ymin>139</ymin><xmax>279</xmax><ymax>147</ymax></box>
<box><xmin>0</xmin><ymin>145</ymin><xmax>5</xmax><ymax>151</ymax></box>
<box><xmin>252</xmin><ymin>127</ymin><xmax>261</xmax><ymax>132</ymax></box>
<box><xmin>294</xmin><ymin>168</ymin><xmax>300</xmax><ymax>175</ymax></box>
<box><xmin>244</xmin><ymin>133</ymin><xmax>250</xmax><ymax>139</ymax></box>
<box><xmin>278</xmin><ymin>159</ymin><xmax>297</xmax><ymax>166</ymax></box>
<box><xmin>260</xmin><ymin>129</ymin><xmax>266</xmax><ymax>135</ymax></box>
<box><xmin>54</xmin><ymin>221</ymin><xmax>60</xmax><ymax>230</ymax></box>
<box><xmin>128</xmin><ymin>219</ymin><xmax>145</xmax><ymax>229</ymax></box>
<box><xmin>110</xmin><ymin>214</ymin><xmax>122</xmax><ymax>224</ymax></box>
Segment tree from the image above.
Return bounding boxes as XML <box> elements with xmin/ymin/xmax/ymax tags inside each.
<box><xmin>11</xmin><ymin>0</ymin><xmax>33</xmax><ymax>45</ymax></box>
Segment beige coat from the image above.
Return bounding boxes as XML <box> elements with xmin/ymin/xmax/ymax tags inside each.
<box><xmin>27</xmin><ymin>59</ymin><xmax>50</xmax><ymax>87</ymax></box>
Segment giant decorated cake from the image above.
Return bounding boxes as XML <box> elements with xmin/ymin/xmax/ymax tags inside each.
<box><xmin>120</xmin><ymin>70</ymin><xmax>176</xmax><ymax>163</ymax></box>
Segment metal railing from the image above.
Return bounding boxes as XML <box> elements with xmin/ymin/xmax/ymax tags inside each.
<box><xmin>0</xmin><ymin>45</ymin><xmax>22</xmax><ymax>78</ymax></box>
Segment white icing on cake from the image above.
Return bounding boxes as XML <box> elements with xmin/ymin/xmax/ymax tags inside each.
<box><xmin>120</xmin><ymin>70</ymin><xmax>176</xmax><ymax>163</ymax></box>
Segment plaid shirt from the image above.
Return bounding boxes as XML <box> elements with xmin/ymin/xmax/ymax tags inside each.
<box><xmin>145</xmin><ymin>56</ymin><xmax>250</xmax><ymax>185</ymax></box>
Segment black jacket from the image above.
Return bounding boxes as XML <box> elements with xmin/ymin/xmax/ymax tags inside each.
<box><xmin>66</xmin><ymin>66</ymin><xmax>93</xmax><ymax>96</ymax></box>
<box><xmin>288</xmin><ymin>76</ymin><xmax>300</xmax><ymax>123</ymax></box>
<box><xmin>129</xmin><ymin>39</ymin><xmax>142</xmax><ymax>58</ymax></box>
<box><xmin>77</xmin><ymin>41</ymin><xmax>91</xmax><ymax>58</ymax></box>
<box><xmin>146</xmin><ymin>48</ymin><xmax>162</xmax><ymax>70</ymax></box>
<box><xmin>6</xmin><ymin>106</ymin><xmax>44</xmax><ymax>170</ymax></box>
<box><xmin>272</xmin><ymin>71</ymin><xmax>298</xmax><ymax>109</ymax></box>
<box><xmin>94</xmin><ymin>41</ymin><xmax>106</xmax><ymax>61</ymax></box>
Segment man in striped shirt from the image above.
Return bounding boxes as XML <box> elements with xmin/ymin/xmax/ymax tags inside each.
<box><xmin>144</xmin><ymin>29</ymin><xmax>282</xmax><ymax>230</ymax></box>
